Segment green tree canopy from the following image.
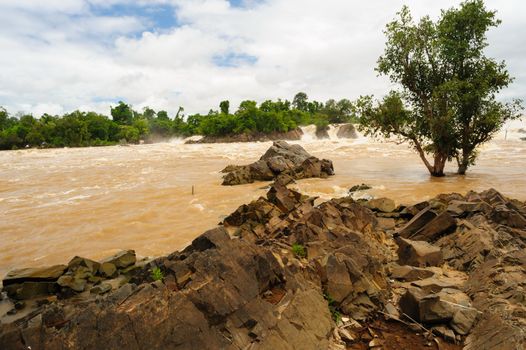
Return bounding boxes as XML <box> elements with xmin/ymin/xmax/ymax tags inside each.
<box><xmin>111</xmin><ymin>101</ymin><xmax>134</xmax><ymax>125</ymax></box>
<box><xmin>358</xmin><ymin>0</ymin><xmax>522</xmax><ymax>176</ymax></box>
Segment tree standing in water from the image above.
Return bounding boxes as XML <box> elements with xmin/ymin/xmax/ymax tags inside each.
<box><xmin>358</xmin><ymin>0</ymin><xmax>522</xmax><ymax>177</ymax></box>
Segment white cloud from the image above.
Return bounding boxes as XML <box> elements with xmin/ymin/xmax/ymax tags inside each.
<box><xmin>0</xmin><ymin>0</ymin><xmax>524</xmax><ymax>117</ymax></box>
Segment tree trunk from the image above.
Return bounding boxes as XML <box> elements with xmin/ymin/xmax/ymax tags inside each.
<box><xmin>412</xmin><ymin>139</ymin><xmax>447</xmax><ymax>177</ymax></box>
<box><xmin>430</xmin><ymin>152</ymin><xmax>447</xmax><ymax>177</ymax></box>
<box><xmin>457</xmin><ymin>153</ymin><xmax>470</xmax><ymax>175</ymax></box>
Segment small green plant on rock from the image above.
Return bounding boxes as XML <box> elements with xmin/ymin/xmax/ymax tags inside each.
<box><xmin>324</xmin><ymin>293</ymin><xmax>342</xmax><ymax>324</ymax></box>
<box><xmin>291</xmin><ymin>243</ymin><xmax>306</xmax><ymax>258</ymax></box>
<box><xmin>151</xmin><ymin>267</ymin><xmax>164</xmax><ymax>281</ymax></box>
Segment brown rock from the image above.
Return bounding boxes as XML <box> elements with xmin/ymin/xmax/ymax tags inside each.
<box><xmin>102</xmin><ymin>250</ymin><xmax>136</xmax><ymax>269</ymax></box>
<box><xmin>399</xmin><ymin>287</ymin><xmax>427</xmax><ymax>321</ymax></box>
<box><xmin>2</xmin><ymin>265</ymin><xmax>67</xmax><ymax>286</ymax></box>
<box><xmin>411</xmin><ymin>211</ymin><xmax>457</xmax><ymax>241</ymax></box>
<box><xmin>397</xmin><ymin>238</ymin><xmax>443</xmax><ymax>267</ymax></box>
<box><xmin>397</xmin><ymin>207</ymin><xmax>437</xmax><ymax>238</ymax></box>
<box><xmin>363</xmin><ymin>197</ymin><xmax>396</xmax><ymax>213</ymax></box>
<box><xmin>222</xmin><ymin>141</ymin><xmax>334</xmax><ymax>185</ymax></box>
<box><xmin>390</xmin><ymin>265</ymin><xmax>435</xmax><ymax>282</ymax></box>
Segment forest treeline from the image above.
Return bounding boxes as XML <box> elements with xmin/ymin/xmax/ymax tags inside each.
<box><xmin>0</xmin><ymin>93</ymin><xmax>356</xmax><ymax>150</ymax></box>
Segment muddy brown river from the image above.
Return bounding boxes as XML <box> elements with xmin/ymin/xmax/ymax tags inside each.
<box><xmin>1</xmin><ymin>125</ymin><xmax>525</xmax><ymax>277</ymax></box>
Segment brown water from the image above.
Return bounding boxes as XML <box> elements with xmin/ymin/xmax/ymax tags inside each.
<box><xmin>1</xmin><ymin>127</ymin><xmax>525</xmax><ymax>277</ymax></box>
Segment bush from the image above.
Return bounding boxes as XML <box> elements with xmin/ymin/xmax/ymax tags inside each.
<box><xmin>291</xmin><ymin>243</ymin><xmax>306</xmax><ymax>258</ymax></box>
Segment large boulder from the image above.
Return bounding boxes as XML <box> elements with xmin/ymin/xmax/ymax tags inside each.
<box><xmin>222</xmin><ymin>141</ymin><xmax>334</xmax><ymax>185</ymax></box>
<box><xmin>397</xmin><ymin>238</ymin><xmax>443</xmax><ymax>267</ymax></box>
<box><xmin>336</xmin><ymin>124</ymin><xmax>358</xmax><ymax>139</ymax></box>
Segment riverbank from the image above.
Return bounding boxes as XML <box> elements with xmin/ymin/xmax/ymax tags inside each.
<box><xmin>1</xmin><ymin>184</ymin><xmax>525</xmax><ymax>349</ymax></box>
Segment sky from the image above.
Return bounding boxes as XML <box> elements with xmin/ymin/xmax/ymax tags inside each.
<box><xmin>0</xmin><ymin>0</ymin><xmax>524</xmax><ymax>117</ymax></box>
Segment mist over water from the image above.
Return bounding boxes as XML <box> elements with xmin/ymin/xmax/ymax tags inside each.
<box><xmin>1</xmin><ymin>123</ymin><xmax>525</xmax><ymax>277</ymax></box>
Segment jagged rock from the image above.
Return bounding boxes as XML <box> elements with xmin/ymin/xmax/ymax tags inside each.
<box><xmin>447</xmin><ymin>200</ymin><xmax>492</xmax><ymax>217</ymax></box>
<box><xmin>410</xmin><ymin>212</ymin><xmax>456</xmax><ymax>241</ymax></box>
<box><xmin>450</xmin><ymin>306</ymin><xmax>480</xmax><ymax>335</ymax></box>
<box><xmin>222</xmin><ymin>141</ymin><xmax>334</xmax><ymax>185</ymax></box>
<box><xmin>432</xmin><ymin>325</ymin><xmax>456</xmax><ymax>342</ymax></box>
<box><xmin>490</xmin><ymin>204</ymin><xmax>526</xmax><ymax>228</ymax></box>
<box><xmin>102</xmin><ymin>250</ymin><xmax>136</xmax><ymax>269</ymax></box>
<box><xmin>419</xmin><ymin>288</ymin><xmax>473</xmax><ymax>324</ymax></box>
<box><xmin>90</xmin><ymin>283</ymin><xmax>112</xmax><ymax>295</ymax></box>
<box><xmin>2</xmin><ymin>265</ymin><xmax>67</xmax><ymax>300</ymax></box>
<box><xmin>397</xmin><ymin>207</ymin><xmax>437</xmax><ymax>238</ymax></box>
<box><xmin>2</xmin><ymin>265</ymin><xmax>67</xmax><ymax>286</ymax></box>
<box><xmin>68</xmin><ymin>256</ymin><xmax>100</xmax><ymax>274</ymax></box>
<box><xmin>399</xmin><ymin>287</ymin><xmax>427</xmax><ymax>321</ymax></box>
<box><xmin>3</xmin><ymin>281</ymin><xmax>58</xmax><ymax>300</ymax></box>
<box><xmin>397</xmin><ymin>238</ymin><xmax>443</xmax><ymax>267</ymax></box>
<box><xmin>363</xmin><ymin>198</ymin><xmax>396</xmax><ymax>213</ymax></box>
<box><xmin>349</xmin><ymin>183</ymin><xmax>371</xmax><ymax>193</ymax></box>
<box><xmin>321</xmin><ymin>253</ymin><xmax>354</xmax><ymax>303</ymax></box>
<box><xmin>98</xmin><ymin>262</ymin><xmax>117</xmax><ymax>278</ymax></box>
<box><xmin>57</xmin><ymin>275</ymin><xmax>87</xmax><ymax>292</ymax></box>
<box><xmin>390</xmin><ymin>265</ymin><xmax>435</xmax><ymax>282</ymax></box>
<box><xmin>411</xmin><ymin>277</ymin><xmax>464</xmax><ymax>294</ymax></box>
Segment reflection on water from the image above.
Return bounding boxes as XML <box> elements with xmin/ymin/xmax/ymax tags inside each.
<box><xmin>0</xmin><ymin>126</ymin><xmax>525</xmax><ymax>277</ymax></box>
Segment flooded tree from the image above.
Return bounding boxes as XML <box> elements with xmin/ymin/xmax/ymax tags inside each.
<box><xmin>358</xmin><ymin>0</ymin><xmax>522</xmax><ymax>176</ymax></box>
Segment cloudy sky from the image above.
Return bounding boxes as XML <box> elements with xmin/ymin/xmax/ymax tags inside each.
<box><xmin>0</xmin><ymin>0</ymin><xmax>524</xmax><ymax>116</ymax></box>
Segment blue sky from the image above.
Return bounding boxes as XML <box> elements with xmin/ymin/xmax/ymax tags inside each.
<box><xmin>0</xmin><ymin>0</ymin><xmax>524</xmax><ymax>117</ymax></box>
<box><xmin>90</xmin><ymin>2</ymin><xmax>178</xmax><ymax>32</ymax></box>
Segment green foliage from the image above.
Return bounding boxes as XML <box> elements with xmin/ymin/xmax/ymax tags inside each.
<box><xmin>151</xmin><ymin>267</ymin><xmax>164</xmax><ymax>281</ymax></box>
<box><xmin>359</xmin><ymin>0</ymin><xmax>523</xmax><ymax>176</ymax></box>
<box><xmin>0</xmin><ymin>91</ymin><xmax>359</xmax><ymax>150</ymax></box>
<box><xmin>219</xmin><ymin>100</ymin><xmax>230</xmax><ymax>115</ymax></box>
<box><xmin>291</xmin><ymin>243</ymin><xmax>306</xmax><ymax>258</ymax></box>
<box><xmin>324</xmin><ymin>293</ymin><xmax>342</xmax><ymax>324</ymax></box>
<box><xmin>111</xmin><ymin>101</ymin><xmax>134</xmax><ymax>125</ymax></box>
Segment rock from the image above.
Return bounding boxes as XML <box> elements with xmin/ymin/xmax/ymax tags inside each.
<box><xmin>447</xmin><ymin>200</ymin><xmax>492</xmax><ymax>217</ymax></box>
<box><xmin>2</xmin><ymin>265</ymin><xmax>67</xmax><ymax>286</ymax></box>
<box><xmin>3</xmin><ymin>282</ymin><xmax>58</xmax><ymax>300</ymax></box>
<box><xmin>363</xmin><ymin>197</ymin><xmax>396</xmax><ymax>213</ymax></box>
<box><xmin>349</xmin><ymin>183</ymin><xmax>372</xmax><ymax>193</ymax></box>
<box><xmin>410</xmin><ymin>212</ymin><xmax>457</xmax><ymax>241</ymax></box>
<box><xmin>490</xmin><ymin>204</ymin><xmax>526</xmax><ymax>228</ymax></box>
<box><xmin>336</xmin><ymin>123</ymin><xmax>358</xmax><ymax>139</ymax></box>
<box><xmin>432</xmin><ymin>325</ymin><xmax>456</xmax><ymax>342</ymax></box>
<box><xmin>222</xmin><ymin>141</ymin><xmax>334</xmax><ymax>185</ymax></box>
<box><xmin>322</xmin><ymin>254</ymin><xmax>354</xmax><ymax>303</ymax></box>
<box><xmin>267</xmin><ymin>182</ymin><xmax>305</xmax><ymax>213</ymax></box>
<box><xmin>90</xmin><ymin>283</ymin><xmax>112</xmax><ymax>295</ymax></box>
<box><xmin>390</xmin><ymin>265</ymin><xmax>435</xmax><ymax>282</ymax></box>
<box><xmin>411</xmin><ymin>277</ymin><xmax>464</xmax><ymax>294</ymax></box>
<box><xmin>57</xmin><ymin>275</ymin><xmax>87</xmax><ymax>292</ymax></box>
<box><xmin>164</xmin><ymin>260</ymin><xmax>192</xmax><ymax>288</ymax></box>
<box><xmin>338</xmin><ymin>328</ymin><xmax>356</xmax><ymax>343</ymax></box>
<box><xmin>399</xmin><ymin>287</ymin><xmax>427</xmax><ymax>321</ymax></box>
<box><xmin>397</xmin><ymin>207</ymin><xmax>437</xmax><ymax>238</ymax></box>
<box><xmin>419</xmin><ymin>288</ymin><xmax>472</xmax><ymax>324</ymax></box>
<box><xmin>397</xmin><ymin>238</ymin><xmax>443</xmax><ymax>267</ymax></box>
<box><xmin>384</xmin><ymin>302</ymin><xmax>400</xmax><ymax>319</ymax></box>
<box><xmin>101</xmin><ymin>250</ymin><xmax>136</xmax><ymax>269</ymax></box>
<box><xmin>67</xmin><ymin>256</ymin><xmax>100</xmax><ymax>274</ymax></box>
<box><xmin>450</xmin><ymin>306</ymin><xmax>480</xmax><ymax>335</ymax></box>
<box><xmin>98</xmin><ymin>262</ymin><xmax>117</xmax><ymax>278</ymax></box>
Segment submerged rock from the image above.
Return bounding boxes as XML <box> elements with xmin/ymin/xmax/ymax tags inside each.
<box><xmin>221</xmin><ymin>141</ymin><xmax>334</xmax><ymax>185</ymax></box>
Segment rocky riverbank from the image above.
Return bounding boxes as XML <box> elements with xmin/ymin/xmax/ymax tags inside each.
<box><xmin>1</xmin><ymin>184</ymin><xmax>525</xmax><ymax>349</ymax></box>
